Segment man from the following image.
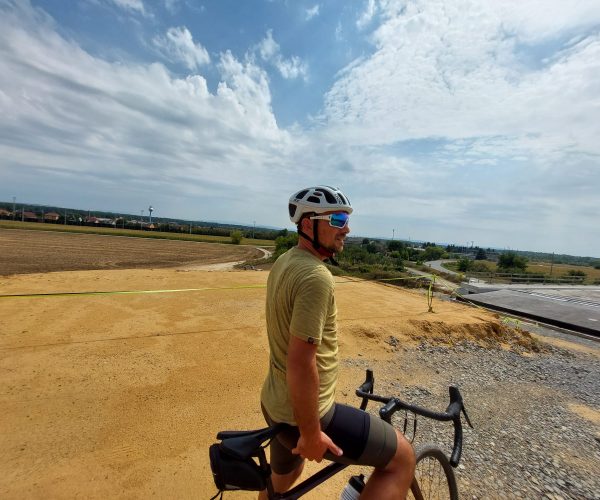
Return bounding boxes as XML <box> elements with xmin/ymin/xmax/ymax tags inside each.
<box><xmin>260</xmin><ymin>186</ymin><xmax>415</xmax><ymax>499</ymax></box>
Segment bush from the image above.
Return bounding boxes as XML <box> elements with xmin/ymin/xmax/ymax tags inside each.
<box><xmin>471</xmin><ymin>261</ymin><xmax>491</xmax><ymax>273</ymax></box>
<box><xmin>422</xmin><ymin>245</ymin><xmax>446</xmax><ymax>261</ymax></box>
<box><xmin>457</xmin><ymin>257</ymin><xmax>472</xmax><ymax>272</ymax></box>
<box><xmin>387</xmin><ymin>240</ymin><xmax>405</xmax><ymax>252</ymax></box>
<box><xmin>366</xmin><ymin>242</ymin><xmax>378</xmax><ymax>254</ymax></box>
<box><xmin>497</xmin><ymin>252</ymin><xmax>528</xmax><ymax>272</ymax></box>
<box><xmin>475</xmin><ymin>248</ymin><xmax>487</xmax><ymax>260</ymax></box>
<box><xmin>274</xmin><ymin>232</ymin><xmax>298</xmax><ymax>257</ymax></box>
<box><xmin>230</xmin><ymin>230</ymin><xmax>243</xmax><ymax>245</ymax></box>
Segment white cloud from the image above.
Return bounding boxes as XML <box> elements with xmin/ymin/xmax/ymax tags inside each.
<box><xmin>164</xmin><ymin>0</ymin><xmax>180</xmax><ymax>14</ymax></box>
<box><xmin>0</xmin><ymin>1</ymin><xmax>294</xmax><ymax>224</ymax></box>
<box><xmin>356</xmin><ymin>0</ymin><xmax>377</xmax><ymax>30</ymax></box>
<box><xmin>306</xmin><ymin>5</ymin><xmax>319</xmax><ymax>21</ymax></box>
<box><xmin>110</xmin><ymin>0</ymin><xmax>146</xmax><ymax>15</ymax></box>
<box><xmin>325</xmin><ymin>0</ymin><xmax>600</xmax><ymax>160</ymax></box>
<box><xmin>257</xmin><ymin>30</ymin><xmax>279</xmax><ymax>61</ymax></box>
<box><xmin>319</xmin><ymin>0</ymin><xmax>600</xmax><ymax>253</ymax></box>
<box><xmin>482</xmin><ymin>0</ymin><xmax>600</xmax><ymax>43</ymax></box>
<box><xmin>256</xmin><ymin>30</ymin><xmax>308</xmax><ymax>81</ymax></box>
<box><xmin>153</xmin><ymin>26</ymin><xmax>210</xmax><ymax>70</ymax></box>
<box><xmin>335</xmin><ymin>21</ymin><xmax>343</xmax><ymax>41</ymax></box>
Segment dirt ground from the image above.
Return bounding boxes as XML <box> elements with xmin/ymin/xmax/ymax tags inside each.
<box><xmin>0</xmin><ymin>230</ymin><xmax>556</xmax><ymax>499</ymax></box>
<box><xmin>0</xmin><ymin>229</ymin><xmax>264</xmax><ymax>275</ymax></box>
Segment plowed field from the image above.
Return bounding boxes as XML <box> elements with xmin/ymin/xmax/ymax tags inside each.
<box><xmin>0</xmin><ymin>229</ymin><xmax>264</xmax><ymax>275</ymax></box>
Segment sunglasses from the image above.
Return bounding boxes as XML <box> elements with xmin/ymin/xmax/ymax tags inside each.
<box><xmin>309</xmin><ymin>212</ymin><xmax>350</xmax><ymax>228</ymax></box>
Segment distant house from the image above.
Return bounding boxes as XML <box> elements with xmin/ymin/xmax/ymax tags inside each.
<box><xmin>44</xmin><ymin>212</ymin><xmax>61</xmax><ymax>222</ymax></box>
<box><xmin>22</xmin><ymin>211</ymin><xmax>38</xmax><ymax>221</ymax></box>
<box><xmin>0</xmin><ymin>208</ymin><xmax>11</xmax><ymax>219</ymax></box>
<box><xmin>85</xmin><ymin>216</ymin><xmax>116</xmax><ymax>226</ymax></box>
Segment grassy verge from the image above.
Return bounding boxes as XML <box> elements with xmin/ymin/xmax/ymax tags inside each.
<box><xmin>0</xmin><ymin>220</ymin><xmax>274</xmax><ymax>247</ymax></box>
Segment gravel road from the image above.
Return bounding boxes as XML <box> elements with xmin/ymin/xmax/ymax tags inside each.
<box><xmin>345</xmin><ymin>329</ymin><xmax>600</xmax><ymax>499</ymax></box>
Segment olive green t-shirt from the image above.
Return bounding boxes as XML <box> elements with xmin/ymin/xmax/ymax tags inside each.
<box><xmin>260</xmin><ymin>246</ymin><xmax>339</xmax><ymax>424</ymax></box>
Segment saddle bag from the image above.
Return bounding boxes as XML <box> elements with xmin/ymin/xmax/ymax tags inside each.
<box><xmin>209</xmin><ymin>443</ymin><xmax>267</xmax><ymax>492</ymax></box>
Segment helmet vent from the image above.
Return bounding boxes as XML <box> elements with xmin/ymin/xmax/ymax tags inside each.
<box><xmin>296</xmin><ymin>189</ymin><xmax>309</xmax><ymax>200</ymax></box>
<box><xmin>307</xmin><ymin>196</ymin><xmax>321</xmax><ymax>203</ymax></box>
<box><xmin>316</xmin><ymin>188</ymin><xmax>337</xmax><ymax>204</ymax></box>
<box><xmin>288</xmin><ymin>204</ymin><xmax>297</xmax><ymax>218</ymax></box>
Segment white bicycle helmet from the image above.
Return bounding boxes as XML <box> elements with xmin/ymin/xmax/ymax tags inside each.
<box><xmin>288</xmin><ymin>186</ymin><xmax>353</xmax><ymax>224</ymax></box>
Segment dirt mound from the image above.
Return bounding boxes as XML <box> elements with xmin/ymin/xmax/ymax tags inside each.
<box><xmin>407</xmin><ymin>319</ymin><xmax>544</xmax><ymax>351</ymax></box>
<box><xmin>342</xmin><ymin>317</ymin><xmax>543</xmax><ymax>354</ymax></box>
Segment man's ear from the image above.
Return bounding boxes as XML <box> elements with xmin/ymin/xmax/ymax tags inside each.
<box><xmin>299</xmin><ymin>216</ymin><xmax>313</xmax><ymax>234</ymax></box>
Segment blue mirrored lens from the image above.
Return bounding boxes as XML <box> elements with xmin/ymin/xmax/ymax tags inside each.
<box><xmin>330</xmin><ymin>213</ymin><xmax>349</xmax><ymax>228</ymax></box>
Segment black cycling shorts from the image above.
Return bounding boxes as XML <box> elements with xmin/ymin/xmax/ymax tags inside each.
<box><xmin>261</xmin><ymin>403</ymin><xmax>397</xmax><ymax>475</ymax></box>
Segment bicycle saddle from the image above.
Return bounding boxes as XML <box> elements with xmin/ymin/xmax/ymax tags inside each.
<box><xmin>217</xmin><ymin>423</ymin><xmax>290</xmax><ymax>460</ymax></box>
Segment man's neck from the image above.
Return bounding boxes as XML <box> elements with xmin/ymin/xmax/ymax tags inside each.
<box><xmin>297</xmin><ymin>238</ymin><xmax>327</xmax><ymax>261</ymax></box>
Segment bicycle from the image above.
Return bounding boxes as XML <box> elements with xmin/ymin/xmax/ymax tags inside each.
<box><xmin>209</xmin><ymin>369</ymin><xmax>473</xmax><ymax>499</ymax></box>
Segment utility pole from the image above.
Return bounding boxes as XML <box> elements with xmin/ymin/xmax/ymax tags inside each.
<box><xmin>253</xmin><ymin>221</ymin><xmax>256</xmax><ymax>239</ymax></box>
<box><xmin>64</xmin><ymin>209</ymin><xmax>67</xmax><ymax>225</ymax></box>
<box><xmin>392</xmin><ymin>229</ymin><xmax>395</xmax><ymax>240</ymax></box>
<box><xmin>12</xmin><ymin>197</ymin><xmax>16</xmax><ymax>220</ymax></box>
<box><xmin>550</xmin><ymin>252</ymin><xmax>555</xmax><ymax>276</ymax></box>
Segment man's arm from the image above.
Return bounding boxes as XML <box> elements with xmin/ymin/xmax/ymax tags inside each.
<box><xmin>287</xmin><ymin>335</ymin><xmax>343</xmax><ymax>462</ymax></box>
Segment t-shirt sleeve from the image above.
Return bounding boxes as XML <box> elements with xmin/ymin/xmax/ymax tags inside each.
<box><xmin>289</xmin><ymin>270</ymin><xmax>334</xmax><ymax>345</ymax></box>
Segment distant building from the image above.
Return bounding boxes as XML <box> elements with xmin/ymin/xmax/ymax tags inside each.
<box><xmin>0</xmin><ymin>208</ymin><xmax>12</xmax><ymax>219</ymax></box>
<box><xmin>44</xmin><ymin>212</ymin><xmax>61</xmax><ymax>222</ymax></box>
<box><xmin>21</xmin><ymin>211</ymin><xmax>38</xmax><ymax>221</ymax></box>
<box><xmin>85</xmin><ymin>216</ymin><xmax>116</xmax><ymax>226</ymax></box>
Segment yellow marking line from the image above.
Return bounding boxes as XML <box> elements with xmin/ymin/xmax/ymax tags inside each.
<box><xmin>0</xmin><ymin>284</ymin><xmax>268</xmax><ymax>299</ymax></box>
<box><xmin>0</xmin><ymin>274</ymin><xmax>438</xmax><ymax>300</ymax></box>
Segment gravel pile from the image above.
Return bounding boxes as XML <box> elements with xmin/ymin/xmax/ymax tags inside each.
<box><xmin>345</xmin><ymin>333</ymin><xmax>600</xmax><ymax>499</ymax></box>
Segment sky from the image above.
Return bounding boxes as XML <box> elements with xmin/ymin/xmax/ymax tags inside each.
<box><xmin>1</xmin><ymin>0</ymin><xmax>599</xmax><ymax>257</ymax></box>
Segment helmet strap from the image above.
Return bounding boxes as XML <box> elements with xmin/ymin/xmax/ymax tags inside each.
<box><xmin>298</xmin><ymin>219</ymin><xmax>335</xmax><ymax>259</ymax></box>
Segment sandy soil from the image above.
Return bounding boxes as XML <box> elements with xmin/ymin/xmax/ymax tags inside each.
<box><xmin>0</xmin><ymin>230</ymin><xmax>558</xmax><ymax>498</ymax></box>
<box><xmin>0</xmin><ymin>261</ymin><xmax>546</xmax><ymax>499</ymax></box>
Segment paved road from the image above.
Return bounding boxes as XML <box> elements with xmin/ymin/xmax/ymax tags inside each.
<box><xmin>459</xmin><ymin>283</ymin><xmax>600</xmax><ymax>337</ymax></box>
<box><xmin>425</xmin><ymin>259</ymin><xmax>460</xmax><ymax>276</ymax></box>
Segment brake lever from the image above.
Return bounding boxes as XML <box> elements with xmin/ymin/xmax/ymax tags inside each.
<box><xmin>462</xmin><ymin>405</ymin><xmax>473</xmax><ymax>428</ymax></box>
<box><xmin>412</xmin><ymin>415</ymin><xmax>417</xmax><ymax>443</ymax></box>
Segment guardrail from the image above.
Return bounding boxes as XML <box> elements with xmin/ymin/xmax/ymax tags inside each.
<box><xmin>465</xmin><ymin>272</ymin><xmax>586</xmax><ymax>285</ymax></box>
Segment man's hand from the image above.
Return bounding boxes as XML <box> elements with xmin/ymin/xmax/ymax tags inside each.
<box><xmin>292</xmin><ymin>431</ymin><xmax>343</xmax><ymax>462</ymax></box>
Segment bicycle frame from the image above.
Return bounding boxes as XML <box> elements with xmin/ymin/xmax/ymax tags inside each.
<box><xmin>211</xmin><ymin>369</ymin><xmax>471</xmax><ymax>499</ymax></box>
<box><xmin>264</xmin><ymin>461</ymin><xmax>347</xmax><ymax>499</ymax></box>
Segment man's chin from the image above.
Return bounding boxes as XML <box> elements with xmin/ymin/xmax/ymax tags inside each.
<box><xmin>324</xmin><ymin>242</ymin><xmax>343</xmax><ymax>254</ymax></box>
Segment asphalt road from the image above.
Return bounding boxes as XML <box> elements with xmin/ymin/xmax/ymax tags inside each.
<box><xmin>425</xmin><ymin>259</ymin><xmax>460</xmax><ymax>276</ymax></box>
